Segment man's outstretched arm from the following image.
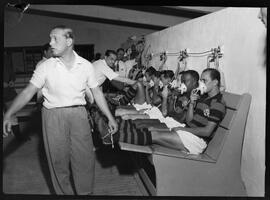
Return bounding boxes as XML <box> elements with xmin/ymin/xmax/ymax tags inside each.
<box><xmin>3</xmin><ymin>83</ymin><xmax>39</xmax><ymax>137</ymax></box>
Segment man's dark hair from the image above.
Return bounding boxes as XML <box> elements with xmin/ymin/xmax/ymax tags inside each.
<box><xmin>202</xmin><ymin>68</ymin><xmax>221</xmax><ymax>87</ymax></box>
<box><xmin>145</xmin><ymin>66</ymin><xmax>156</xmax><ymax>76</ymax></box>
<box><xmin>182</xmin><ymin>70</ymin><xmax>200</xmax><ymax>87</ymax></box>
<box><xmin>116</xmin><ymin>48</ymin><xmax>124</xmax><ymax>53</ymax></box>
<box><xmin>154</xmin><ymin>70</ymin><xmax>161</xmax><ymax>78</ymax></box>
<box><xmin>163</xmin><ymin>70</ymin><xmax>174</xmax><ymax>80</ymax></box>
<box><xmin>105</xmin><ymin>50</ymin><xmax>117</xmax><ymax>57</ymax></box>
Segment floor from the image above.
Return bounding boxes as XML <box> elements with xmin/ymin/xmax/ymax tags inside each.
<box><xmin>2</xmin><ymin>118</ymin><xmax>148</xmax><ymax>197</ymax></box>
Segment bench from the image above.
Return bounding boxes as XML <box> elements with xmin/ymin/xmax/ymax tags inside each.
<box><xmin>119</xmin><ymin>92</ymin><xmax>252</xmax><ymax>196</ymax></box>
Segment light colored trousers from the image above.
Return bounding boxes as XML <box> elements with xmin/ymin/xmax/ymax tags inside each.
<box><xmin>42</xmin><ymin>106</ymin><xmax>95</xmax><ymax>195</ymax></box>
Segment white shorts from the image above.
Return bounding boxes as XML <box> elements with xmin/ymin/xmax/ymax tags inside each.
<box><xmin>176</xmin><ymin>130</ymin><xmax>207</xmax><ymax>155</ymax></box>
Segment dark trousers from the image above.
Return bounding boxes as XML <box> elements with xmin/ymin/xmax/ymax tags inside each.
<box><xmin>42</xmin><ymin>106</ymin><xmax>95</xmax><ymax>195</ymax></box>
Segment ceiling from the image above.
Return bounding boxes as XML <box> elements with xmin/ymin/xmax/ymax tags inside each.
<box><xmin>6</xmin><ymin>5</ymin><xmax>226</xmax><ymax>30</ymax></box>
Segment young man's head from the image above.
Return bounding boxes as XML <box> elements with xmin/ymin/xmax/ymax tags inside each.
<box><xmin>144</xmin><ymin>66</ymin><xmax>156</xmax><ymax>82</ymax></box>
<box><xmin>181</xmin><ymin>70</ymin><xmax>199</xmax><ymax>93</ymax></box>
<box><xmin>42</xmin><ymin>43</ymin><xmax>53</xmax><ymax>59</ymax></box>
<box><xmin>161</xmin><ymin>70</ymin><xmax>174</xmax><ymax>86</ymax></box>
<box><xmin>201</xmin><ymin>68</ymin><xmax>221</xmax><ymax>94</ymax></box>
<box><xmin>49</xmin><ymin>25</ymin><xmax>74</xmax><ymax>57</ymax></box>
<box><xmin>104</xmin><ymin>50</ymin><xmax>117</xmax><ymax>68</ymax></box>
<box><xmin>116</xmin><ymin>48</ymin><xmax>125</xmax><ymax>61</ymax></box>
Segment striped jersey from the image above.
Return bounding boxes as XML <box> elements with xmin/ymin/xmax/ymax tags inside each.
<box><xmin>187</xmin><ymin>92</ymin><xmax>226</xmax><ymax>129</ymax></box>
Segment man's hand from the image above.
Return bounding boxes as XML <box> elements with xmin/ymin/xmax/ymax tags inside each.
<box><xmin>3</xmin><ymin>117</ymin><xmax>12</xmax><ymax>138</ymax></box>
<box><xmin>108</xmin><ymin>118</ymin><xmax>118</xmax><ymax>135</ymax></box>
<box><xmin>190</xmin><ymin>89</ymin><xmax>200</xmax><ymax>104</ymax></box>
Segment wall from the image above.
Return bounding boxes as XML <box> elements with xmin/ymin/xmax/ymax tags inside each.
<box><xmin>143</xmin><ymin>7</ymin><xmax>266</xmax><ymax>196</ymax></box>
<box><xmin>4</xmin><ymin>10</ymin><xmax>155</xmax><ymax>56</ymax></box>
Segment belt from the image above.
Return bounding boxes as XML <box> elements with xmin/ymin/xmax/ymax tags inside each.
<box><xmin>60</xmin><ymin>105</ymin><xmax>85</xmax><ymax>108</ymax></box>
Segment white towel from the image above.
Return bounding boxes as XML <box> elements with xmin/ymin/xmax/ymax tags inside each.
<box><xmin>176</xmin><ymin>130</ymin><xmax>207</xmax><ymax>155</ymax></box>
<box><xmin>143</xmin><ymin>106</ymin><xmax>164</xmax><ymax>119</ymax></box>
<box><xmin>133</xmin><ymin>102</ymin><xmax>152</xmax><ymax>111</ymax></box>
<box><xmin>159</xmin><ymin>117</ymin><xmax>186</xmax><ymax>129</ymax></box>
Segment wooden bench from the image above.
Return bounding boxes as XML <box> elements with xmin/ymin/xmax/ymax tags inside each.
<box><xmin>119</xmin><ymin>92</ymin><xmax>252</xmax><ymax>196</ymax></box>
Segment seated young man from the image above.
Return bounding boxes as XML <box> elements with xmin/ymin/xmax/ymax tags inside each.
<box><xmin>166</xmin><ymin>70</ymin><xmax>200</xmax><ymax>123</ymax></box>
<box><xmin>97</xmin><ymin>68</ymin><xmax>226</xmax><ymax>155</ymax></box>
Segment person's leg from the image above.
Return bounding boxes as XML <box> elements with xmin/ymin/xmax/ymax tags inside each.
<box><xmin>98</xmin><ymin>117</ymin><xmax>152</xmax><ymax>146</ymax></box>
<box><xmin>42</xmin><ymin>107</ymin><xmax>74</xmax><ymax>195</ymax></box>
<box><xmin>151</xmin><ymin>130</ymin><xmax>186</xmax><ymax>151</ymax></box>
<box><xmin>69</xmin><ymin>107</ymin><xmax>95</xmax><ymax>195</ymax></box>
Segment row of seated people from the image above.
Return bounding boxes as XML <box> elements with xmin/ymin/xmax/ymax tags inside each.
<box><xmin>88</xmin><ymin>67</ymin><xmax>226</xmax><ymax>155</ymax></box>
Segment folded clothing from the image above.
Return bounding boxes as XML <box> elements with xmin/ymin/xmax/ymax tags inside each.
<box><xmin>143</xmin><ymin>106</ymin><xmax>164</xmax><ymax>120</ymax></box>
<box><xmin>176</xmin><ymin>130</ymin><xmax>207</xmax><ymax>155</ymax></box>
<box><xmin>159</xmin><ymin>117</ymin><xmax>185</xmax><ymax>129</ymax></box>
<box><xmin>133</xmin><ymin>102</ymin><xmax>152</xmax><ymax>111</ymax></box>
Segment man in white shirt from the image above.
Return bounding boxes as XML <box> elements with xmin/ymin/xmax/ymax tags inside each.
<box><xmin>92</xmin><ymin>49</ymin><xmax>137</xmax><ymax>89</ymax></box>
<box><xmin>3</xmin><ymin>25</ymin><xmax>118</xmax><ymax>195</ymax></box>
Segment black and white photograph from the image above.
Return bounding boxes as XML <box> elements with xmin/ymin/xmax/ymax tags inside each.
<box><xmin>2</xmin><ymin>2</ymin><xmax>268</xmax><ymax>198</ymax></box>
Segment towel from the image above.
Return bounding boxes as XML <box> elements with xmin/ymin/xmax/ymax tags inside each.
<box><xmin>133</xmin><ymin>102</ymin><xmax>152</xmax><ymax>111</ymax></box>
<box><xmin>176</xmin><ymin>130</ymin><xmax>207</xmax><ymax>155</ymax></box>
<box><xmin>159</xmin><ymin>117</ymin><xmax>185</xmax><ymax>129</ymax></box>
<box><xmin>143</xmin><ymin>106</ymin><xmax>164</xmax><ymax>119</ymax></box>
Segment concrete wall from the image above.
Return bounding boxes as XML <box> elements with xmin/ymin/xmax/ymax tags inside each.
<box><xmin>143</xmin><ymin>7</ymin><xmax>266</xmax><ymax>196</ymax></box>
<box><xmin>4</xmin><ymin>10</ymin><xmax>155</xmax><ymax>56</ymax></box>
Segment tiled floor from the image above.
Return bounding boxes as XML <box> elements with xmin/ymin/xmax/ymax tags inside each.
<box><xmin>3</xmin><ymin>128</ymin><xmax>147</xmax><ymax>196</ymax></box>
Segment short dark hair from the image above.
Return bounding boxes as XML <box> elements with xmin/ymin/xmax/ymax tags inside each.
<box><xmin>116</xmin><ymin>48</ymin><xmax>124</xmax><ymax>53</ymax></box>
<box><xmin>105</xmin><ymin>50</ymin><xmax>117</xmax><ymax>57</ymax></box>
<box><xmin>162</xmin><ymin>70</ymin><xmax>174</xmax><ymax>79</ymax></box>
<box><xmin>145</xmin><ymin>66</ymin><xmax>156</xmax><ymax>76</ymax></box>
<box><xmin>182</xmin><ymin>70</ymin><xmax>200</xmax><ymax>87</ymax></box>
<box><xmin>202</xmin><ymin>68</ymin><xmax>221</xmax><ymax>87</ymax></box>
<box><xmin>154</xmin><ymin>70</ymin><xmax>161</xmax><ymax>78</ymax></box>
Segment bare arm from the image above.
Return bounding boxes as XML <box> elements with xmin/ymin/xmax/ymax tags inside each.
<box><xmin>172</xmin><ymin>121</ymin><xmax>218</xmax><ymax>138</ymax></box>
<box><xmin>3</xmin><ymin>83</ymin><xmax>39</xmax><ymax>136</ymax></box>
<box><xmin>91</xmin><ymin>86</ymin><xmax>118</xmax><ymax>134</ymax></box>
<box><xmin>113</xmin><ymin>76</ymin><xmax>137</xmax><ymax>85</ymax></box>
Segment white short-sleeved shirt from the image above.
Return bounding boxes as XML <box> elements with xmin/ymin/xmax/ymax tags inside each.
<box><xmin>30</xmin><ymin>51</ymin><xmax>98</xmax><ymax>109</ymax></box>
<box><xmin>92</xmin><ymin>59</ymin><xmax>119</xmax><ymax>86</ymax></box>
